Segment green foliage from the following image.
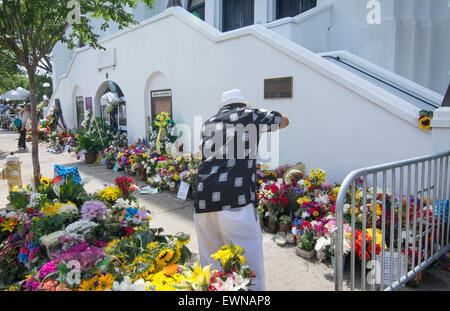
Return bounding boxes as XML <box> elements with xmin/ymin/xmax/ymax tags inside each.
<box><xmin>74</xmin><ymin>132</ymin><xmax>104</xmax><ymax>155</ymax></box>
<box><xmin>297</xmin><ymin>230</ymin><xmax>316</xmax><ymax>252</ymax></box>
<box><xmin>8</xmin><ymin>191</ymin><xmax>29</xmax><ymax>210</ymax></box>
<box><xmin>29</xmin><ymin>212</ymin><xmax>79</xmax><ymax>240</ymax></box>
<box><xmin>279</xmin><ymin>215</ymin><xmax>293</xmax><ymax>225</ymax></box>
<box><xmin>75</xmin><ymin>117</ymin><xmax>116</xmax><ymax>154</ymax></box>
<box><xmin>58</xmin><ymin>174</ymin><xmax>88</xmax><ymax>207</ymax></box>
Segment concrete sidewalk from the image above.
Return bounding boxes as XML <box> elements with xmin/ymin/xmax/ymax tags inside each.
<box><xmin>0</xmin><ymin>129</ymin><xmax>448</xmax><ymax>291</ymax></box>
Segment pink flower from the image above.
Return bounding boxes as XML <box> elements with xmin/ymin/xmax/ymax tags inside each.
<box><xmin>39</xmin><ymin>261</ymin><xmax>58</xmax><ymax>280</ymax></box>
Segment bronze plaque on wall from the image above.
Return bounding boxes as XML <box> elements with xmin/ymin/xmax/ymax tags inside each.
<box><xmin>264</xmin><ymin>77</ymin><xmax>293</xmax><ymax>99</ymax></box>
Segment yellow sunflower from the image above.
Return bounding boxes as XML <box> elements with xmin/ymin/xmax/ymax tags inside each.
<box><xmin>156</xmin><ymin>249</ymin><xmax>174</xmax><ymax>267</ymax></box>
<box><xmin>78</xmin><ymin>278</ymin><xmax>97</xmax><ymax>291</ymax></box>
<box><xmin>419</xmin><ymin>116</ymin><xmax>431</xmax><ymax>130</ymax></box>
<box><xmin>95</xmin><ymin>274</ymin><xmax>115</xmax><ymax>291</ymax></box>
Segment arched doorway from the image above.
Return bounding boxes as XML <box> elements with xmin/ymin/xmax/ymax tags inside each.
<box><xmin>94</xmin><ymin>80</ymin><xmax>127</xmax><ymax>134</ymax></box>
<box><xmin>144</xmin><ymin>71</ymin><xmax>172</xmax><ymax>129</ymax></box>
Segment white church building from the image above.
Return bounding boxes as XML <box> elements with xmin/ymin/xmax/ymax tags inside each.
<box><xmin>49</xmin><ymin>0</ymin><xmax>450</xmax><ymax>183</ymax></box>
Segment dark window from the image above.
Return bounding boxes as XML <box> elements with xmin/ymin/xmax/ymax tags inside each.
<box><xmin>223</xmin><ymin>0</ymin><xmax>254</xmax><ymax>32</ymax></box>
<box><xmin>76</xmin><ymin>96</ymin><xmax>84</xmax><ymax>129</ymax></box>
<box><xmin>277</xmin><ymin>0</ymin><xmax>317</xmax><ymax>19</ymax></box>
<box><xmin>188</xmin><ymin>0</ymin><xmax>205</xmax><ymax>20</ymax></box>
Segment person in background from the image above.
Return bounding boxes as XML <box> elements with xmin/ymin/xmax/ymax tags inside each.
<box><xmin>18</xmin><ymin>103</ymin><xmax>31</xmax><ymax>151</ymax></box>
<box><xmin>194</xmin><ymin>89</ymin><xmax>289</xmax><ymax>291</ymax></box>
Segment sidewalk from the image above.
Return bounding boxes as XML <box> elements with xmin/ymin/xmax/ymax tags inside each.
<box><xmin>0</xmin><ymin>129</ymin><xmax>448</xmax><ymax>291</ymax></box>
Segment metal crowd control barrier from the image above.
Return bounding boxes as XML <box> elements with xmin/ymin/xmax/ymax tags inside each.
<box><xmin>335</xmin><ymin>150</ymin><xmax>450</xmax><ymax>291</ymax></box>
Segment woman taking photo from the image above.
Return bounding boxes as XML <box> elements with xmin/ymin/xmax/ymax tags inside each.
<box><xmin>18</xmin><ymin>103</ymin><xmax>31</xmax><ymax>151</ymax></box>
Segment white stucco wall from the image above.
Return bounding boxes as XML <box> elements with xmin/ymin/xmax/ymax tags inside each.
<box><xmin>51</xmin><ymin>8</ymin><xmax>434</xmax><ymax>184</ymax></box>
<box><xmin>52</xmin><ymin>0</ymin><xmax>450</xmax><ymax>97</ymax></box>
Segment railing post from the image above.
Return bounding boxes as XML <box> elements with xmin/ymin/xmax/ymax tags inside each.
<box><xmin>335</xmin><ymin>176</ymin><xmax>351</xmax><ymax>291</ymax></box>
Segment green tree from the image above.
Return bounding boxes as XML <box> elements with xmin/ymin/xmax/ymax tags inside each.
<box><xmin>0</xmin><ymin>0</ymin><xmax>155</xmax><ymax>187</ymax></box>
<box><xmin>0</xmin><ymin>56</ymin><xmax>27</xmax><ymax>93</ymax></box>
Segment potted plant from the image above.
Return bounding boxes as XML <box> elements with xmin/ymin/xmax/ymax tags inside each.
<box><xmin>104</xmin><ymin>148</ymin><xmax>117</xmax><ymax>169</ymax></box>
<box><xmin>278</xmin><ymin>215</ymin><xmax>292</xmax><ymax>233</ymax></box>
<box><xmin>75</xmin><ymin>133</ymin><xmax>104</xmax><ymax>164</ymax></box>
<box><xmin>295</xmin><ymin>229</ymin><xmax>316</xmax><ymax>259</ymax></box>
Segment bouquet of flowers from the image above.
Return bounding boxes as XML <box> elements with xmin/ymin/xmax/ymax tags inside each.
<box><xmin>148</xmin><ymin>112</ymin><xmax>177</xmax><ymax>154</ymax></box>
<box><xmin>175</xmin><ymin>242</ymin><xmax>255</xmax><ymax>291</ymax></box>
<box><xmin>258</xmin><ymin>179</ymin><xmax>290</xmax><ymax>223</ymax></box>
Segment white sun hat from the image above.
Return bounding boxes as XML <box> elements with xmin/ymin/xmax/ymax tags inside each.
<box><xmin>221</xmin><ymin>89</ymin><xmax>250</xmax><ymax>108</ymax></box>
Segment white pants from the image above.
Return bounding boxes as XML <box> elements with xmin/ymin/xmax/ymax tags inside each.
<box><xmin>193</xmin><ymin>203</ymin><xmax>266</xmax><ymax>291</ymax></box>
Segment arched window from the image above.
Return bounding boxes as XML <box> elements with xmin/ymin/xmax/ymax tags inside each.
<box><xmin>188</xmin><ymin>0</ymin><xmax>205</xmax><ymax>20</ymax></box>
<box><xmin>277</xmin><ymin>0</ymin><xmax>317</xmax><ymax>19</ymax></box>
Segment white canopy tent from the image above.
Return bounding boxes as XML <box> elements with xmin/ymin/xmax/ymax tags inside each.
<box><xmin>1</xmin><ymin>87</ymin><xmax>29</xmax><ymax>101</ymax></box>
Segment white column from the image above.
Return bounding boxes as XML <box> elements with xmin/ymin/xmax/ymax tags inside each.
<box><xmin>254</xmin><ymin>0</ymin><xmax>269</xmax><ymax>24</ymax></box>
<box><xmin>205</xmin><ymin>0</ymin><xmax>222</xmax><ymax>30</ymax></box>
<box><xmin>431</xmin><ymin>107</ymin><xmax>450</xmax><ymax>153</ymax></box>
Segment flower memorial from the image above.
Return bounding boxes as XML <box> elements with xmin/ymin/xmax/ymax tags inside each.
<box><xmin>0</xmin><ymin>175</ymin><xmax>256</xmax><ymax>291</ymax></box>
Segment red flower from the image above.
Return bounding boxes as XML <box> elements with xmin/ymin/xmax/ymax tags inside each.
<box><xmin>300</xmin><ymin>221</ymin><xmax>312</xmax><ymax>231</ymax></box>
<box><xmin>280</xmin><ymin>196</ymin><xmax>289</xmax><ymax>205</ymax></box>
<box><xmin>249</xmin><ymin>272</ymin><xmax>256</xmax><ymax>278</ymax></box>
<box><xmin>124</xmin><ymin>227</ymin><xmax>135</xmax><ymax>236</ymax></box>
<box><xmin>271</xmin><ymin>197</ymin><xmax>279</xmax><ymax>204</ymax></box>
<box><xmin>271</xmin><ymin>185</ymin><xmax>279</xmax><ymax>194</ymax></box>
<box><xmin>0</xmin><ymin>217</ymin><xmax>4</xmax><ymax>224</ymax></box>
<box><xmin>26</xmin><ymin>208</ymin><xmax>34</xmax><ymax>214</ymax></box>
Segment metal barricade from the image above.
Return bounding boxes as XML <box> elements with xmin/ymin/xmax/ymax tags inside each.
<box><xmin>335</xmin><ymin>150</ymin><xmax>450</xmax><ymax>291</ymax></box>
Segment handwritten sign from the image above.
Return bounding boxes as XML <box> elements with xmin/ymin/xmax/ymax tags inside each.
<box><xmin>375</xmin><ymin>251</ymin><xmax>407</xmax><ymax>285</ymax></box>
<box><xmin>177</xmin><ymin>182</ymin><xmax>190</xmax><ymax>201</ymax></box>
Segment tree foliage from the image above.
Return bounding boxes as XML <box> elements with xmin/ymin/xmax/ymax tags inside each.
<box><xmin>0</xmin><ymin>0</ymin><xmax>155</xmax><ymax>187</ymax></box>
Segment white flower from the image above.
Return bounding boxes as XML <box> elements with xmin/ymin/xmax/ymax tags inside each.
<box><xmin>315</xmin><ymin>194</ymin><xmax>329</xmax><ymax>205</ymax></box>
<box><xmin>39</xmin><ymin>230</ymin><xmax>66</xmax><ymax>247</ymax></box>
<box><xmin>314</xmin><ymin>236</ymin><xmax>331</xmax><ymax>252</ymax></box>
<box><xmin>64</xmin><ymin>219</ymin><xmax>98</xmax><ymax>239</ymax></box>
<box><xmin>301</xmin><ymin>211</ymin><xmax>310</xmax><ymax>218</ymax></box>
<box><xmin>343</xmin><ymin>204</ymin><xmax>350</xmax><ymax>214</ymax></box>
<box><xmin>112</xmin><ymin>277</ymin><xmax>150</xmax><ymax>291</ymax></box>
<box><xmin>57</xmin><ymin>203</ymin><xmax>78</xmax><ymax>215</ymax></box>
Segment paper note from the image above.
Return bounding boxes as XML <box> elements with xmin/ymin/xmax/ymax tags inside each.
<box><xmin>177</xmin><ymin>182</ymin><xmax>190</xmax><ymax>201</ymax></box>
<box><xmin>375</xmin><ymin>251</ymin><xmax>407</xmax><ymax>286</ymax></box>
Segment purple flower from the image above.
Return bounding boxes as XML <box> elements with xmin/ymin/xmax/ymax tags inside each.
<box><xmin>81</xmin><ymin>201</ymin><xmax>107</xmax><ymax>221</ymax></box>
<box><xmin>55</xmin><ymin>243</ymin><xmax>104</xmax><ymax>271</ymax></box>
